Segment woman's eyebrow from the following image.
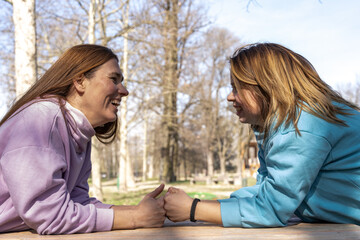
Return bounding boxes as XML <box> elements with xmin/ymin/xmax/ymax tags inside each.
<box><xmin>108</xmin><ymin>72</ymin><xmax>124</xmax><ymax>81</ymax></box>
<box><xmin>108</xmin><ymin>72</ymin><xmax>122</xmax><ymax>78</ymax></box>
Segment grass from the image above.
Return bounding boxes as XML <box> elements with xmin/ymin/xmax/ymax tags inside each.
<box><xmin>95</xmin><ymin>177</ymin><xmax>257</xmax><ymax>206</ymax></box>
<box><xmin>104</xmin><ymin>188</ymin><xmax>157</xmax><ymax>205</ymax></box>
<box><xmin>187</xmin><ymin>192</ymin><xmax>217</xmax><ymax>200</ymax></box>
<box><xmin>103</xmin><ymin>190</ymin><xmax>218</xmax><ymax>205</ymax></box>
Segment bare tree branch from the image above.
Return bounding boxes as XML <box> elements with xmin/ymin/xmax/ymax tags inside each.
<box><xmin>246</xmin><ymin>0</ymin><xmax>261</xmax><ymax>12</ymax></box>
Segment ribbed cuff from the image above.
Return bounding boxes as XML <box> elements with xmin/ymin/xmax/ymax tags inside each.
<box><xmin>95</xmin><ymin>208</ymin><xmax>114</xmax><ymax>232</ymax></box>
<box><xmin>218</xmin><ymin>198</ymin><xmax>242</xmax><ymax>227</ymax></box>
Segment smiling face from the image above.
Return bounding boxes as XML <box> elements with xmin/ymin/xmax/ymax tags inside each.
<box><xmin>227</xmin><ymin>79</ymin><xmax>263</xmax><ymax>126</ymax></box>
<box><xmin>67</xmin><ymin>58</ymin><xmax>129</xmax><ymax>128</ymax></box>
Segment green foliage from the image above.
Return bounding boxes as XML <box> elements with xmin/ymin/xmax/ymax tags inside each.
<box><xmin>187</xmin><ymin>192</ymin><xmax>217</xmax><ymax>200</ymax></box>
<box><xmin>99</xmin><ymin>178</ymin><xmax>256</xmax><ymax>206</ymax></box>
<box><xmin>103</xmin><ymin>188</ymin><xmax>166</xmax><ymax>206</ymax></box>
<box><xmin>104</xmin><ymin>190</ymin><xmax>218</xmax><ymax>205</ymax></box>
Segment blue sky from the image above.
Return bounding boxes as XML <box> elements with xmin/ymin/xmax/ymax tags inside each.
<box><xmin>208</xmin><ymin>0</ymin><xmax>360</xmax><ymax>89</ymax></box>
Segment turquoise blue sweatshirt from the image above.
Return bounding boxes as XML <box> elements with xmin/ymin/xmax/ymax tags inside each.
<box><xmin>219</xmin><ymin>103</ymin><xmax>360</xmax><ymax>227</ymax></box>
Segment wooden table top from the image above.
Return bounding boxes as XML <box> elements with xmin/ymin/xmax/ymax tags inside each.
<box><xmin>1</xmin><ymin>220</ymin><xmax>359</xmax><ymax>240</ymax></box>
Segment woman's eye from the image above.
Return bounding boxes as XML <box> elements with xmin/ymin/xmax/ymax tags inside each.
<box><xmin>110</xmin><ymin>77</ymin><xmax>118</xmax><ymax>83</ymax></box>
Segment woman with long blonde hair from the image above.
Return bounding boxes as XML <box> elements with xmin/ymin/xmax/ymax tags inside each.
<box><xmin>164</xmin><ymin>43</ymin><xmax>360</xmax><ymax>227</ymax></box>
<box><xmin>0</xmin><ymin>44</ymin><xmax>165</xmax><ymax>234</ymax></box>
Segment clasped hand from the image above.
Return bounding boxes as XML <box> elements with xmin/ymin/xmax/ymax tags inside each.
<box><xmin>163</xmin><ymin>186</ymin><xmax>193</xmax><ymax>222</ymax></box>
<box><xmin>131</xmin><ymin>184</ymin><xmax>194</xmax><ymax>228</ymax></box>
<box><xmin>113</xmin><ymin>184</ymin><xmax>221</xmax><ymax>229</ymax></box>
<box><xmin>113</xmin><ymin>184</ymin><xmax>193</xmax><ymax>229</ymax></box>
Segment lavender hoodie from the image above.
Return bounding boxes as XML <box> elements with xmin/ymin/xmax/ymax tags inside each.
<box><xmin>0</xmin><ymin>99</ymin><xmax>114</xmax><ymax>234</ymax></box>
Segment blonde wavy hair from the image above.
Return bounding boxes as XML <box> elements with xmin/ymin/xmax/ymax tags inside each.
<box><xmin>230</xmin><ymin>43</ymin><xmax>359</xmax><ymax>138</ymax></box>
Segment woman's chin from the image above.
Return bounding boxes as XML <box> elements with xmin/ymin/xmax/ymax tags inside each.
<box><xmin>239</xmin><ymin>119</ymin><xmax>248</xmax><ymax>124</ymax></box>
<box><xmin>95</xmin><ymin>116</ymin><xmax>117</xmax><ymax>128</ymax></box>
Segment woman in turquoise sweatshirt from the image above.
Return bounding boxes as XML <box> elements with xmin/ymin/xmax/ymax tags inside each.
<box><xmin>164</xmin><ymin>43</ymin><xmax>360</xmax><ymax>227</ymax></box>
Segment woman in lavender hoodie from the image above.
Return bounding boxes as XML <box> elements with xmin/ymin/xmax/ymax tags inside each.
<box><xmin>0</xmin><ymin>44</ymin><xmax>166</xmax><ymax>234</ymax></box>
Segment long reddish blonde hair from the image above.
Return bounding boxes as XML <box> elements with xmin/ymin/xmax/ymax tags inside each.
<box><xmin>1</xmin><ymin>44</ymin><xmax>119</xmax><ymax>143</ymax></box>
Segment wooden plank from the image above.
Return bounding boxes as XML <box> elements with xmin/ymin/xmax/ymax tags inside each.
<box><xmin>0</xmin><ymin>220</ymin><xmax>359</xmax><ymax>240</ymax></box>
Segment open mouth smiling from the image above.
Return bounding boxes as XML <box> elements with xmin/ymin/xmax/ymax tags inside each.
<box><xmin>111</xmin><ymin>99</ymin><xmax>120</xmax><ymax>107</ymax></box>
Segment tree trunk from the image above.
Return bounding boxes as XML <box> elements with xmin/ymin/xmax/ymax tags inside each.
<box><xmin>88</xmin><ymin>0</ymin><xmax>97</xmax><ymax>44</ymax></box>
<box><xmin>118</xmin><ymin>133</ymin><xmax>127</xmax><ymax>191</ymax></box>
<box><xmin>219</xmin><ymin>149</ymin><xmax>226</xmax><ymax>177</ymax></box>
<box><xmin>161</xmin><ymin>0</ymin><xmax>179</xmax><ymax>183</ymax></box>
<box><xmin>236</xmin><ymin>125</ymin><xmax>253</xmax><ymax>186</ymax></box>
<box><xmin>219</xmin><ymin>153</ymin><xmax>228</xmax><ymax>184</ymax></box>
<box><xmin>118</xmin><ymin>1</ymin><xmax>135</xmax><ymax>191</ymax></box>
<box><xmin>12</xmin><ymin>0</ymin><xmax>37</xmax><ymax>97</ymax></box>
<box><xmin>90</xmin><ymin>138</ymin><xmax>104</xmax><ymax>201</ymax></box>
<box><xmin>125</xmin><ymin>149</ymin><xmax>135</xmax><ymax>188</ymax></box>
<box><xmin>147</xmin><ymin>155</ymin><xmax>154</xmax><ymax>179</ymax></box>
<box><xmin>206</xmin><ymin>149</ymin><xmax>214</xmax><ymax>185</ymax></box>
<box><xmin>111</xmin><ymin>141</ymin><xmax>118</xmax><ymax>178</ymax></box>
<box><xmin>88</xmin><ymin>0</ymin><xmax>103</xmax><ymax>201</ymax></box>
<box><xmin>142</xmin><ymin>117</ymin><xmax>148</xmax><ymax>181</ymax></box>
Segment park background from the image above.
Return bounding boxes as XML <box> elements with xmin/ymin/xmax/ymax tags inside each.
<box><xmin>0</xmin><ymin>0</ymin><xmax>359</xmax><ymax>204</ymax></box>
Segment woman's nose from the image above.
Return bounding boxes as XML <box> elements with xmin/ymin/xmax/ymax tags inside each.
<box><xmin>227</xmin><ymin>91</ymin><xmax>235</xmax><ymax>102</ymax></box>
<box><xmin>118</xmin><ymin>83</ymin><xmax>129</xmax><ymax>96</ymax></box>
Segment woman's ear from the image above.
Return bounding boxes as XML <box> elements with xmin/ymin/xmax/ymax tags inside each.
<box><xmin>72</xmin><ymin>75</ymin><xmax>87</xmax><ymax>94</ymax></box>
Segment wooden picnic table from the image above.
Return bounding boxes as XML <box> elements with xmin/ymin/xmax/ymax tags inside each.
<box><xmin>1</xmin><ymin>219</ymin><xmax>359</xmax><ymax>240</ymax></box>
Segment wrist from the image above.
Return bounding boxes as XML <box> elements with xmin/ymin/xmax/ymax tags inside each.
<box><xmin>132</xmin><ymin>205</ymin><xmax>141</xmax><ymax>229</ymax></box>
<box><xmin>191</xmin><ymin>200</ymin><xmax>222</xmax><ymax>225</ymax></box>
<box><xmin>111</xmin><ymin>205</ymin><xmax>138</xmax><ymax>230</ymax></box>
<box><xmin>190</xmin><ymin>198</ymin><xmax>201</xmax><ymax>222</ymax></box>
